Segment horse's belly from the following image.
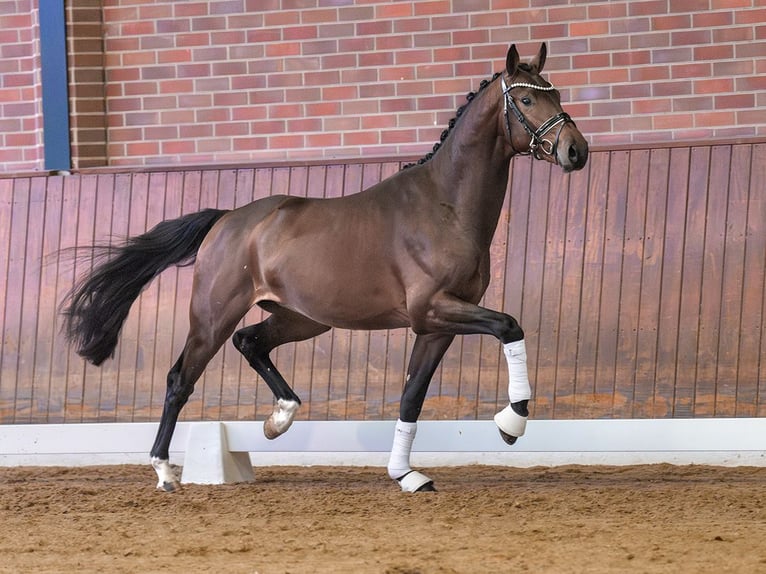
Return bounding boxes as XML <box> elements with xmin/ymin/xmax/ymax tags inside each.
<box><xmin>257</xmin><ymin>260</ymin><xmax>410</xmax><ymax>330</ymax></box>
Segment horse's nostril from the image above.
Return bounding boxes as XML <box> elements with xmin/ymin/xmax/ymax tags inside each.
<box><xmin>568</xmin><ymin>144</ymin><xmax>578</xmax><ymax>163</ymax></box>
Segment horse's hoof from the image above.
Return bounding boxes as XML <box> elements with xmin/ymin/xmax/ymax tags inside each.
<box><xmin>263</xmin><ymin>419</ymin><xmax>280</xmax><ymax>440</ymax></box>
<box><xmin>158</xmin><ymin>480</ymin><xmax>182</xmax><ymax>493</ymax></box>
<box><xmin>498</xmin><ymin>429</ymin><xmax>518</xmax><ymax>445</ymax></box>
<box><xmin>415</xmin><ymin>481</ymin><xmax>437</xmax><ymax>492</ymax></box>
<box><xmin>397</xmin><ymin>470</ymin><xmax>435</xmax><ymax>493</ymax></box>
<box><xmin>263</xmin><ymin>399</ymin><xmax>299</xmax><ymax>440</ymax></box>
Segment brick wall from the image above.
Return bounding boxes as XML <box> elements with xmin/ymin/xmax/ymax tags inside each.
<box><xmin>67</xmin><ymin>1</ymin><xmax>107</xmax><ymax>168</ymax></box>
<box><xmin>0</xmin><ymin>1</ymin><xmax>764</xmax><ymax>171</ymax></box>
<box><xmin>0</xmin><ymin>0</ymin><xmax>42</xmax><ymax>172</ymax></box>
<box><xmin>99</xmin><ymin>0</ymin><xmax>766</xmax><ymax>167</ymax></box>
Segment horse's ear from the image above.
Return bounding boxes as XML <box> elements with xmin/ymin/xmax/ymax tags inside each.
<box><xmin>506</xmin><ymin>44</ymin><xmax>520</xmax><ymax>76</ymax></box>
<box><xmin>531</xmin><ymin>42</ymin><xmax>547</xmax><ymax>74</ymax></box>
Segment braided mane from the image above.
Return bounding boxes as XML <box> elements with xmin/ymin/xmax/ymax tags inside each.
<box><xmin>402</xmin><ymin>70</ymin><xmax>505</xmax><ymax>169</ymax></box>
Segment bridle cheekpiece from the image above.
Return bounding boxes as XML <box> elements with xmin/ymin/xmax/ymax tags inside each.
<box><xmin>501</xmin><ymin>76</ymin><xmax>574</xmax><ymax>162</ymax></box>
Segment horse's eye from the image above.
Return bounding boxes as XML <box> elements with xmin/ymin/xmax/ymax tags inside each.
<box><xmin>521</xmin><ymin>97</ymin><xmax>532</xmax><ymax>106</ymax></box>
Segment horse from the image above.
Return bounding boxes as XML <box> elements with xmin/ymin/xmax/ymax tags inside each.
<box><xmin>62</xmin><ymin>43</ymin><xmax>588</xmax><ymax>493</ymax></box>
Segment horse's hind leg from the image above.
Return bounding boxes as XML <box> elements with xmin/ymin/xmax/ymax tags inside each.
<box><xmin>233</xmin><ymin>304</ymin><xmax>330</xmax><ymax>439</ymax></box>
<box><xmin>150</xmin><ymin>274</ymin><xmax>253</xmax><ymax>491</ymax></box>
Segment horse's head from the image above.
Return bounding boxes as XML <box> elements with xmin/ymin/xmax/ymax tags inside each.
<box><xmin>502</xmin><ymin>43</ymin><xmax>588</xmax><ymax>172</ymax></box>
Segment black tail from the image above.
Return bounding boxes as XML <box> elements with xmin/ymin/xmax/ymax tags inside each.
<box><xmin>62</xmin><ymin>208</ymin><xmax>229</xmax><ymax>366</ymax></box>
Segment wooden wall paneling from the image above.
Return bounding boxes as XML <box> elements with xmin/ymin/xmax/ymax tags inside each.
<box><xmin>117</xmin><ymin>173</ymin><xmax>149</xmax><ymax>421</ymax></box>
<box><xmin>130</xmin><ymin>172</ymin><xmax>165</xmax><ymax>421</ymax></box>
<box><xmin>654</xmin><ymin>148</ymin><xmax>691</xmax><ymax>417</ymax></box>
<box><xmin>742</xmin><ymin>144</ymin><xmax>766</xmax><ymax>416</ymax></box>
<box><xmin>711</xmin><ymin>146</ymin><xmax>766</xmax><ymax>417</ymax></box>
<box><xmin>195</xmin><ymin>169</ymin><xmax>223</xmax><ymax>421</ymax></box>
<box><xmin>695</xmin><ymin>146</ymin><xmax>731</xmax><ymax>416</ymax></box>
<box><xmin>573</xmin><ymin>152</ymin><xmax>608</xmax><ymax>417</ymax></box>
<box><xmin>209</xmin><ymin>169</ymin><xmax>238</xmax><ymax>422</ymax></box>
<box><xmin>151</xmin><ymin>170</ymin><xmax>184</xmax><ymax>421</ymax></box>
<box><xmin>0</xmin><ymin>178</ymin><xmax>29</xmax><ymax>422</ymax></box>
<box><xmin>74</xmin><ymin>174</ymin><xmax>102</xmax><ymax>422</ymax></box>
<box><xmin>554</xmin><ymin>162</ymin><xmax>590</xmax><ymax>418</ymax></box>
<box><xmin>90</xmin><ymin>174</ymin><xmax>116</xmax><ymax>420</ymax></box>
<box><xmin>521</xmin><ymin>159</ymin><xmax>553</xmax><ymax>417</ymax></box>
<box><xmin>614</xmin><ymin>149</ymin><xmax>650</xmax><ymax>417</ymax></box>
<box><xmin>634</xmin><ymin>148</ymin><xmax>670</xmax><ymax>418</ymax></box>
<box><xmin>0</xmin><ymin>178</ymin><xmax>13</xmax><ymax>421</ymax></box>
<box><xmin>537</xmin><ymin>165</ymin><xmax>569</xmax><ymax>418</ymax></box>
<box><xmin>14</xmin><ymin>177</ymin><xmax>46</xmax><ymax>422</ymax></box>
<box><xmin>3</xmin><ymin>144</ymin><xmax>765</xmax><ymax>425</ymax></box>
<box><xmin>31</xmin><ymin>176</ymin><xmax>64</xmax><ymax>423</ymax></box>
<box><xmin>594</xmin><ymin>151</ymin><xmax>629</xmax><ymax>417</ymax></box>
<box><xmin>695</xmin><ymin>145</ymin><xmax>744</xmax><ymax>416</ymax></box>
<box><xmin>174</xmin><ymin>171</ymin><xmax>201</xmax><ymax>422</ymax></box>
<box><xmin>675</xmin><ymin>147</ymin><xmax>711</xmax><ymax>416</ymax></box>
<box><xmin>56</xmin><ymin>176</ymin><xmax>84</xmax><ymax>422</ymax></box>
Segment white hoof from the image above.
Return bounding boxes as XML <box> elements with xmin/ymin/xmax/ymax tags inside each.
<box><xmin>264</xmin><ymin>399</ymin><xmax>300</xmax><ymax>439</ymax></box>
<box><xmin>396</xmin><ymin>470</ymin><xmax>435</xmax><ymax>493</ymax></box>
<box><xmin>494</xmin><ymin>404</ymin><xmax>527</xmax><ymax>438</ymax></box>
<box><xmin>151</xmin><ymin>457</ymin><xmax>181</xmax><ymax>492</ymax></box>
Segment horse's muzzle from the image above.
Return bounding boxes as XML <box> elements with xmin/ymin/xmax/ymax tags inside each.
<box><xmin>558</xmin><ymin>132</ymin><xmax>589</xmax><ymax>172</ymax></box>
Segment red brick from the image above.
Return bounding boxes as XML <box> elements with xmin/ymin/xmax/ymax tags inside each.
<box><xmin>694</xmin><ymin>78</ymin><xmax>734</xmax><ymax>94</ymax></box>
<box><xmin>570</xmin><ymin>20</ymin><xmax>608</xmax><ymax>36</ymax></box>
<box><xmin>715</xmin><ymin>94</ymin><xmax>755</xmax><ymax>110</ymax></box>
<box><xmin>671</xmin><ymin>62</ymin><xmax>710</xmax><ymax>79</ymax></box>
<box><xmin>671</xmin><ymin>29</ymin><xmax>711</xmax><ymax>45</ymax></box>
<box><xmin>695</xmin><ymin>111</ymin><xmax>735</xmax><ymax>127</ymax></box>
<box><xmin>654</xmin><ymin>114</ymin><xmax>691</xmax><ymax>130</ymax></box>
<box><xmin>672</xmin><ymin>96</ymin><xmax>713</xmax><ymax>112</ymax></box>
<box><xmin>735</xmin><ymin>76</ymin><xmax>766</xmax><ymax>91</ymax></box>
<box><xmin>735</xmin><ymin>8</ymin><xmax>766</xmax><ymax>25</ymax></box>
<box><xmin>270</xmin><ymin>134</ymin><xmax>305</xmax><ymax>149</ymax></box>
<box><xmin>734</xmin><ymin>41</ymin><xmax>766</xmax><ymax>59</ymax></box>
<box><xmin>413</xmin><ymin>1</ymin><xmax>450</xmax><ymax>16</ymax></box>
<box><xmin>694</xmin><ymin>44</ymin><xmax>733</xmax><ymax>61</ymax></box>
<box><xmin>693</xmin><ymin>11</ymin><xmax>732</xmax><ymax>27</ymax></box>
<box><xmin>588</xmin><ymin>3</ymin><xmax>627</xmax><ymax>19</ymax></box>
<box><xmin>653</xmin><ymin>80</ymin><xmax>692</xmax><ymax>96</ymax></box>
<box><xmin>628</xmin><ymin>1</ymin><xmax>667</xmax><ymax>16</ymax></box>
<box><xmin>632</xmin><ymin>98</ymin><xmax>672</xmax><ymax>114</ymax></box>
<box><xmin>590</xmin><ymin>68</ymin><xmax>629</xmax><ymax>84</ymax></box>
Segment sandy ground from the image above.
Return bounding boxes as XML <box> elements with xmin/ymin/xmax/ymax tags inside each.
<box><xmin>1</xmin><ymin>464</ymin><xmax>765</xmax><ymax>573</ymax></box>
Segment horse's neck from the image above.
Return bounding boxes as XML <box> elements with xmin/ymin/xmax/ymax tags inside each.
<box><xmin>428</xmin><ymin>81</ymin><xmax>513</xmax><ymax>248</ymax></box>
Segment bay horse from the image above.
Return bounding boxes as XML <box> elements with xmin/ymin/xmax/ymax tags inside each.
<box><xmin>63</xmin><ymin>43</ymin><xmax>588</xmax><ymax>492</ymax></box>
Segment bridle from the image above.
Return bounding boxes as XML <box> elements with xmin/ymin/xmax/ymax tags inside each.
<box><xmin>501</xmin><ymin>76</ymin><xmax>575</xmax><ymax>162</ymax></box>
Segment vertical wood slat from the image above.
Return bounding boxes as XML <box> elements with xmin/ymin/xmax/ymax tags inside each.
<box><xmin>0</xmin><ymin>144</ymin><xmax>764</xmax><ymax>425</ymax></box>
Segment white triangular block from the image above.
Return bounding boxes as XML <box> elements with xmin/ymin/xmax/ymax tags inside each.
<box><xmin>181</xmin><ymin>422</ymin><xmax>255</xmax><ymax>485</ymax></box>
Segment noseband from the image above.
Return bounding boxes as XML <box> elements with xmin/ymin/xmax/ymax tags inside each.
<box><xmin>501</xmin><ymin>76</ymin><xmax>575</xmax><ymax>162</ymax></box>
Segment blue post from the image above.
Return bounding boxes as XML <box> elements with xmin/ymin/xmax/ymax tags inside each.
<box><xmin>39</xmin><ymin>1</ymin><xmax>71</xmax><ymax>171</ymax></box>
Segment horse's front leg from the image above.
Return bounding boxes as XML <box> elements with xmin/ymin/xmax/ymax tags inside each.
<box><xmin>417</xmin><ymin>293</ymin><xmax>532</xmax><ymax>446</ymax></box>
<box><xmin>389</xmin><ymin>333</ymin><xmax>455</xmax><ymax>492</ymax></box>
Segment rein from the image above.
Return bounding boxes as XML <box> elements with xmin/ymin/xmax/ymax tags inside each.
<box><xmin>501</xmin><ymin>76</ymin><xmax>575</xmax><ymax>162</ymax></box>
